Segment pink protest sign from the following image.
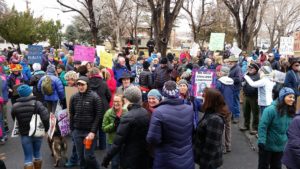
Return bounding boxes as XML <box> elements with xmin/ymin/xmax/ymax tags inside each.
<box><xmin>74</xmin><ymin>45</ymin><xmax>95</xmax><ymax>62</ymax></box>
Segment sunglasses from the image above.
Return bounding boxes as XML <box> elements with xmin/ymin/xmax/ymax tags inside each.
<box><xmin>248</xmin><ymin>66</ymin><xmax>254</xmax><ymax>69</ymax></box>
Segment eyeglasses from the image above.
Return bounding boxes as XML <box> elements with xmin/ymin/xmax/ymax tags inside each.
<box><xmin>248</xmin><ymin>66</ymin><xmax>254</xmax><ymax>69</ymax></box>
<box><xmin>294</xmin><ymin>64</ymin><xmax>300</xmax><ymax>67</ymax></box>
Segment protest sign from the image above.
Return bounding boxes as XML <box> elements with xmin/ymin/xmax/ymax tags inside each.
<box><xmin>74</xmin><ymin>45</ymin><xmax>95</xmax><ymax>62</ymax></box>
<box><xmin>100</xmin><ymin>51</ymin><xmax>113</xmax><ymax>68</ymax></box>
<box><xmin>11</xmin><ymin>120</ymin><xmax>19</xmax><ymax>138</ymax></box>
<box><xmin>272</xmin><ymin>70</ymin><xmax>286</xmax><ymax>84</ymax></box>
<box><xmin>230</xmin><ymin>46</ymin><xmax>242</xmax><ymax>57</ymax></box>
<box><xmin>134</xmin><ymin>65</ymin><xmax>143</xmax><ymax>84</ymax></box>
<box><xmin>192</xmin><ymin>69</ymin><xmax>217</xmax><ymax>99</ymax></box>
<box><xmin>294</xmin><ymin>31</ymin><xmax>300</xmax><ymax>55</ymax></box>
<box><xmin>209</xmin><ymin>33</ymin><xmax>225</xmax><ymax>51</ymax></box>
<box><xmin>96</xmin><ymin>45</ymin><xmax>105</xmax><ymax>57</ymax></box>
<box><xmin>56</xmin><ymin>109</ymin><xmax>70</xmax><ymax>137</ymax></box>
<box><xmin>65</xmin><ymin>87</ymin><xmax>78</xmax><ymax>111</ymax></box>
<box><xmin>47</xmin><ymin>113</ymin><xmax>56</xmax><ymax>139</ymax></box>
<box><xmin>27</xmin><ymin>45</ymin><xmax>43</xmax><ymax>64</ymax></box>
<box><xmin>280</xmin><ymin>37</ymin><xmax>294</xmax><ymax>55</ymax></box>
<box><xmin>190</xmin><ymin>43</ymin><xmax>199</xmax><ymax>57</ymax></box>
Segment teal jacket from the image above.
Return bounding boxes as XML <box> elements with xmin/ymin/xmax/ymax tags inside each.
<box><xmin>258</xmin><ymin>101</ymin><xmax>293</xmax><ymax>152</ymax></box>
<box><xmin>59</xmin><ymin>71</ymin><xmax>67</xmax><ymax>86</ymax></box>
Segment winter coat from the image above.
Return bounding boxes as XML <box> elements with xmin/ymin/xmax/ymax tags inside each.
<box><xmin>194</xmin><ymin>112</ymin><xmax>224</xmax><ymax>169</ymax></box>
<box><xmin>20</xmin><ymin>61</ymin><xmax>31</xmax><ymax>83</ymax></box>
<box><xmin>244</xmin><ymin>75</ymin><xmax>275</xmax><ymax>106</ymax></box>
<box><xmin>229</xmin><ymin>64</ymin><xmax>242</xmax><ymax>91</ymax></box>
<box><xmin>58</xmin><ymin>71</ymin><xmax>67</xmax><ymax>86</ymax></box>
<box><xmin>284</xmin><ymin>70</ymin><xmax>300</xmax><ymax>96</ymax></box>
<box><xmin>106</xmin><ymin>68</ymin><xmax>117</xmax><ymax>107</ymax></box>
<box><xmin>113</xmin><ymin>64</ymin><xmax>129</xmax><ymax>87</ymax></box>
<box><xmin>153</xmin><ymin>63</ymin><xmax>173</xmax><ymax>90</ymax></box>
<box><xmin>282</xmin><ymin>114</ymin><xmax>300</xmax><ymax>169</ymax></box>
<box><xmin>69</xmin><ymin>89</ymin><xmax>104</xmax><ymax>134</ymax></box>
<box><xmin>258</xmin><ymin>101</ymin><xmax>293</xmax><ymax>152</ymax></box>
<box><xmin>29</xmin><ymin>70</ymin><xmax>46</xmax><ymax>101</ymax></box>
<box><xmin>7</xmin><ymin>73</ymin><xmax>26</xmax><ymax>99</ymax></box>
<box><xmin>89</xmin><ymin>76</ymin><xmax>111</xmax><ymax>111</ymax></box>
<box><xmin>147</xmin><ymin>98</ymin><xmax>194</xmax><ymax>169</ymax></box>
<box><xmin>139</xmin><ymin>69</ymin><xmax>153</xmax><ymax>89</ymax></box>
<box><xmin>0</xmin><ymin>74</ymin><xmax>8</xmax><ymax>102</ymax></box>
<box><xmin>102</xmin><ymin>107</ymin><xmax>127</xmax><ymax>144</ymax></box>
<box><xmin>104</xmin><ymin>104</ymin><xmax>151</xmax><ymax>169</ymax></box>
<box><xmin>11</xmin><ymin>96</ymin><xmax>49</xmax><ymax>136</ymax></box>
<box><xmin>270</xmin><ymin>60</ymin><xmax>280</xmax><ymax>71</ymax></box>
<box><xmin>182</xmin><ymin>96</ymin><xmax>202</xmax><ymax>130</ymax></box>
<box><xmin>243</xmin><ymin>72</ymin><xmax>259</xmax><ymax>97</ymax></box>
<box><xmin>37</xmin><ymin>73</ymin><xmax>65</xmax><ymax>101</ymax></box>
<box><xmin>216</xmin><ymin>76</ymin><xmax>235</xmax><ymax>113</ymax></box>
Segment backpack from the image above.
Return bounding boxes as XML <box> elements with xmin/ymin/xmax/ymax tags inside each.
<box><xmin>41</xmin><ymin>76</ymin><xmax>53</xmax><ymax>96</ymax></box>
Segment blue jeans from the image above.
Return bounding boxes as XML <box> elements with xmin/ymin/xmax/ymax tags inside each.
<box><xmin>20</xmin><ymin>136</ymin><xmax>43</xmax><ymax>165</ymax></box>
<box><xmin>0</xmin><ymin>112</ymin><xmax>5</xmax><ymax>139</ymax></box>
<box><xmin>72</xmin><ymin>129</ymin><xmax>100</xmax><ymax>169</ymax></box>
<box><xmin>98</xmin><ymin>128</ymin><xmax>106</xmax><ymax>150</ymax></box>
<box><xmin>260</xmin><ymin>106</ymin><xmax>267</xmax><ymax>116</ymax></box>
<box><xmin>69</xmin><ymin>138</ymin><xmax>79</xmax><ymax>164</ymax></box>
<box><xmin>107</xmin><ymin>144</ymin><xmax>120</xmax><ymax>169</ymax></box>
<box><xmin>232</xmin><ymin>90</ymin><xmax>241</xmax><ymax>118</ymax></box>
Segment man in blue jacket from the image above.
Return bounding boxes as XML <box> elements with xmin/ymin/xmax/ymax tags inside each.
<box><xmin>38</xmin><ymin>64</ymin><xmax>65</xmax><ymax>113</ymax></box>
<box><xmin>284</xmin><ymin>57</ymin><xmax>300</xmax><ymax>97</ymax></box>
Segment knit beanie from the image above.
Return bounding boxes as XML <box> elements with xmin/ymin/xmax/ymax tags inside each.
<box><xmin>124</xmin><ymin>86</ymin><xmax>142</xmax><ymax>103</ymax></box>
<box><xmin>162</xmin><ymin>80</ymin><xmax>179</xmax><ymax>99</ymax></box>
<box><xmin>177</xmin><ymin>79</ymin><xmax>189</xmax><ymax>87</ymax></box>
<box><xmin>46</xmin><ymin>64</ymin><xmax>56</xmax><ymax>74</ymax></box>
<box><xmin>160</xmin><ymin>57</ymin><xmax>168</xmax><ymax>64</ymax></box>
<box><xmin>147</xmin><ymin>89</ymin><xmax>162</xmax><ymax>101</ymax></box>
<box><xmin>17</xmin><ymin>84</ymin><xmax>32</xmax><ymax>97</ymax></box>
<box><xmin>32</xmin><ymin>63</ymin><xmax>41</xmax><ymax>71</ymax></box>
<box><xmin>279</xmin><ymin>87</ymin><xmax>295</xmax><ymax>102</ymax></box>
<box><xmin>260</xmin><ymin>66</ymin><xmax>272</xmax><ymax>75</ymax></box>
<box><xmin>250</xmin><ymin>63</ymin><xmax>260</xmax><ymax>72</ymax></box>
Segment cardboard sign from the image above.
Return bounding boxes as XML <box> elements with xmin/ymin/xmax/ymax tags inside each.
<box><xmin>47</xmin><ymin>113</ymin><xmax>56</xmax><ymax>139</ymax></box>
<box><xmin>280</xmin><ymin>37</ymin><xmax>294</xmax><ymax>55</ymax></box>
<box><xmin>27</xmin><ymin>45</ymin><xmax>43</xmax><ymax>64</ymax></box>
<box><xmin>74</xmin><ymin>45</ymin><xmax>95</xmax><ymax>62</ymax></box>
<box><xmin>65</xmin><ymin>87</ymin><xmax>78</xmax><ymax>111</ymax></box>
<box><xmin>56</xmin><ymin>109</ymin><xmax>70</xmax><ymax>136</ymax></box>
<box><xmin>192</xmin><ymin>69</ymin><xmax>217</xmax><ymax>99</ymax></box>
<box><xmin>209</xmin><ymin>33</ymin><xmax>225</xmax><ymax>51</ymax></box>
<box><xmin>230</xmin><ymin>46</ymin><xmax>242</xmax><ymax>57</ymax></box>
<box><xmin>100</xmin><ymin>51</ymin><xmax>113</xmax><ymax>68</ymax></box>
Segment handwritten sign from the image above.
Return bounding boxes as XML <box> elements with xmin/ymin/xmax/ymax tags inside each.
<box><xmin>27</xmin><ymin>45</ymin><xmax>43</xmax><ymax>64</ymax></box>
<box><xmin>280</xmin><ymin>37</ymin><xmax>294</xmax><ymax>55</ymax></box>
<box><xmin>192</xmin><ymin>69</ymin><xmax>217</xmax><ymax>99</ymax></box>
<box><xmin>209</xmin><ymin>33</ymin><xmax>225</xmax><ymax>51</ymax></box>
<box><xmin>134</xmin><ymin>65</ymin><xmax>143</xmax><ymax>84</ymax></box>
<box><xmin>74</xmin><ymin>45</ymin><xmax>95</xmax><ymax>62</ymax></box>
<box><xmin>47</xmin><ymin>113</ymin><xmax>56</xmax><ymax>139</ymax></box>
<box><xmin>56</xmin><ymin>109</ymin><xmax>70</xmax><ymax>137</ymax></box>
<box><xmin>100</xmin><ymin>51</ymin><xmax>113</xmax><ymax>68</ymax></box>
<box><xmin>294</xmin><ymin>32</ymin><xmax>300</xmax><ymax>53</ymax></box>
<box><xmin>230</xmin><ymin>46</ymin><xmax>242</xmax><ymax>57</ymax></box>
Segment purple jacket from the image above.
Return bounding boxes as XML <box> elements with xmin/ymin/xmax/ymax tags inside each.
<box><xmin>282</xmin><ymin>114</ymin><xmax>300</xmax><ymax>169</ymax></box>
<box><xmin>146</xmin><ymin>98</ymin><xmax>195</xmax><ymax>169</ymax></box>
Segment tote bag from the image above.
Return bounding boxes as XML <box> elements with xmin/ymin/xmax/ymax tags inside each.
<box><xmin>29</xmin><ymin>103</ymin><xmax>45</xmax><ymax>137</ymax></box>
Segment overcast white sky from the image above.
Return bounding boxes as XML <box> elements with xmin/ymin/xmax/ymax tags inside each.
<box><xmin>7</xmin><ymin>0</ymin><xmax>191</xmax><ymax>33</ymax></box>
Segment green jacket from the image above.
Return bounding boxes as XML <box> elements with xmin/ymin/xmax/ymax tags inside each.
<box><xmin>102</xmin><ymin>107</ymin><xmax>128</xmax><ymax>144</ymax></box>
<box><xmin>59</xmin><ymin>71</ymin><xmax>67</xmax><ymax>86</ymax></box>
<box><xmin>258</xmin><ymin>101</ymin><xmax>293</xmax><ymax>152</ymax></box>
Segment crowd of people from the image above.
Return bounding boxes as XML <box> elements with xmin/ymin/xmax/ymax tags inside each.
<box><xmin>0</xmin><ymin>44</ymin><xmax>299</xmax><ymax>169</ymax></box>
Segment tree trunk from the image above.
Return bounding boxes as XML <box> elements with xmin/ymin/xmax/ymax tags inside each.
<box><xmin>17</xmin><ymin>43</ymin><xmax>21</xmax><ymax>54</ymax></box>
<box><xmin>86</xmin><ymin>0</ymin><xmax>98</xmax><ymax>46</ymax></box>
<box><xmin>134</xmin><ymin>4</ymin><xmax>139</xmax><ymax>54</ymax></box>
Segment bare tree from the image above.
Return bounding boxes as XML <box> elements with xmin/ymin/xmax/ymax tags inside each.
<box><xmin>57</xmin><ymin>0</ymin><xmax>99</xmax><ymax>46</ymax></box>
<box><xmin>0</xmin><ymin>0</ymin><xmax>7</xmax><ymax>15</ymax></box>
<box><xmin>182</xmin><ymin>0</ymin><xmax>214</xmax><ymax>46</ymax></box>
<box><xmin>222</xmin><ymin>0</ymin><xmax>268</xmax><ymax>51</ymax></box>
<box><xmin>148</xmin><ymin>0</ymin><xmax>184</xmax><ymax>57</ymax></box>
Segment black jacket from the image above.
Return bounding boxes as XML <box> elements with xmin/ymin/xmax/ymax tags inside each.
<box><xmin>89</xmin><ymin>77</ymin><xmax>111</xmax><ymax>111</ymax></box>
<box><xmin>29</xmin><ymin>71</ymin><xmax>45</xmax><ymax>101</ymax></box>
<box><xmin>69</xmin><ymin>89</ymin><xmax>104</xmax><ymax>134</ymax></box>
<box><xmin>104</xmin><ymin>104</ymin><xmax>151</xmax><ymax>169</ymax></box>
<box><xmin>243</xmin><ymin>72</ymin><xmax>259</xmax><ymax>97</ymax></box>
<box><xmin>153</xmin><ymin>63</ymin><xmax>173</xmax><ymax>90</ymax></box>
<box><xmin>11</xmin><ymin>96</ymin><xmax>49</xmax><ymax>136</ymax></box>
<box><xmin>139</xmin><ymin>70</ymin><xmax>153</xmax><ymax>89</ymax></box>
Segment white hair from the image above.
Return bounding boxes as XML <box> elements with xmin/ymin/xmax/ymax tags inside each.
<box><xmin>32</xmin><ymin>63</ymin><xmax>41</xmax><ymax>71</ymax></box>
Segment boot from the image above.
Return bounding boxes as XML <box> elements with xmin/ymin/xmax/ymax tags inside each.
<box><xmin>24</xmin><ymin>164</ymin><xmax>34</xmax><ymax>169</ymax></box>
<box><xmin>33</xmin><ymin>160</ymin><xmax>42</xmax><ymax>169</ymax></box>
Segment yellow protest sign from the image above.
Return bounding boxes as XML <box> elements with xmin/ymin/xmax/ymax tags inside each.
<box><xmin>100</xmin><ymin>51</ymin><xmax>113</xmax><ymax>68</ymax></box>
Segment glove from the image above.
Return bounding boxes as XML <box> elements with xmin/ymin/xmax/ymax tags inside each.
<box><xmin>258</xmin><ymin>143</ymin><xmax>265</xmax><ymax>150</ymax></box>
<box><xmin>114</xmin><ymin>117</ymin><xmax>121</xmax><ymax>131</ymax></box>
<box><xmin>101</xmin><ymin>156</ymin><xmax>110</xmax><ymax>168</ymax></box>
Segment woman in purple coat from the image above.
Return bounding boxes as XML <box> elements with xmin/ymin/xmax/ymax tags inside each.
<box><xmin>146</xmin><ymin>81</ymin><xmax>194</xmax><ymax>169</ymax></box>
<box><xmin>282</xmin><ymin>113</ymin><xmax>300</xmax><ymax>169</ymax></box>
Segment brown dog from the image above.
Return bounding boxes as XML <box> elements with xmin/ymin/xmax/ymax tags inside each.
<box><xmin>48</xmin><ymin>135</ymin><xmax>68</xmax><ymax>167</ymax></box>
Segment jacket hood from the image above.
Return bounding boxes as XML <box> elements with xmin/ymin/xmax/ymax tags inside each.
<box><xmin>89</xmin><ymin>77</ymin><xmax>102</xmax><ymax>88</ymax></box>
<box><xmin>218</xmin><ymin>76</ymin><xmax>234</xmax><ymax>85</ymax></box>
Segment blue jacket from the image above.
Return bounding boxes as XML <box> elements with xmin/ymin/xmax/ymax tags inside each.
<box><xmin>216</xmin><ymin>76</ymin><xmax>235</xmax><ymax>113</ymax></box>
<box><xmin>282</xmin><ymin>114</ymin><xmax>300</xmax><ymax>169</ymax></box>
<box><xmin>258</xmin><ymin>101</ymin><xmax>293</xmax><ymax>152</ymax></box>
<box><xmin>113</xmin><ymin>64</ymin><xmax>129</xmax><ymax>87</ymax></box>
<box><xmin>37</xmin><ymin>73</ymin><xmax>65</xmax><ymax>101</ymax></box>
<box><xmin>284</xmin><ymin>70</ymin><xmax>300</xmax><ymax>96</ymax></box>
<box><xmin>147</xmin><ymin>98</ymin><xmax>195</xmax><ymax>169</ymax></box>
<box><xmin>229</xmin><ymin>64</ymin><xmax>242</xmax><ymax>91</ymax></box>
<box><xmin>20</xmin><ymin>61</ymin><xmax>31</xmax><ymax>83</ymax></box>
